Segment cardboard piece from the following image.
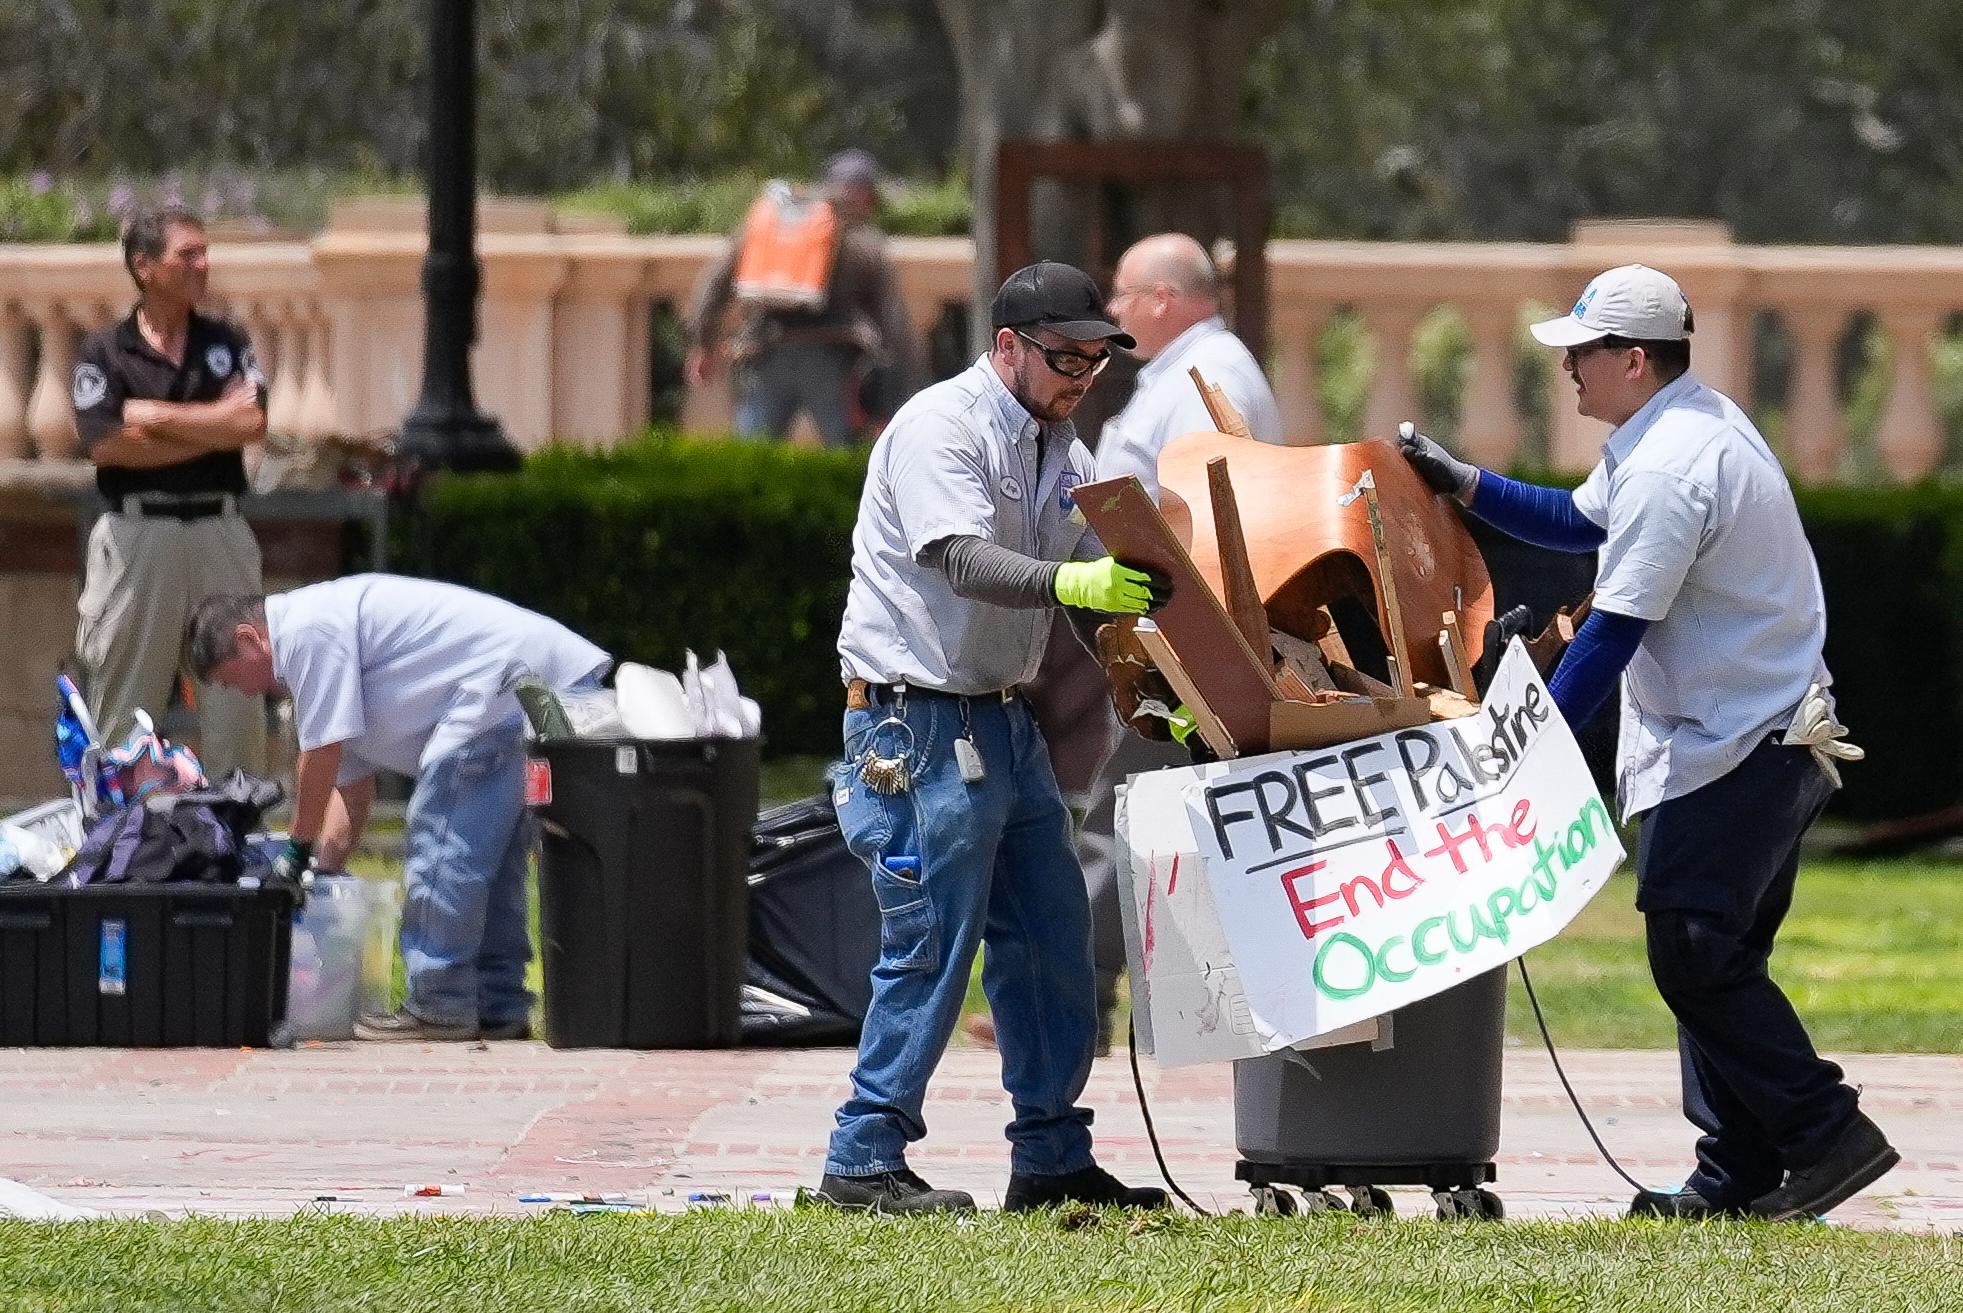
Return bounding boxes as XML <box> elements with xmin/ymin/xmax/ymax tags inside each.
<box><xmin>1122</xmin><ymin>639</ymin><xmax>1622</xmax><ymax>1065</ymax></box>
<box><xmin>1077</xmin><ymin>475</ymin><xmax>1281</xmax><ymax>755</ymax></box>
<box><xmin>1117</xmin><ymin>781</ymin><xmax>1382</xmax><ymax>1068</ymax></box>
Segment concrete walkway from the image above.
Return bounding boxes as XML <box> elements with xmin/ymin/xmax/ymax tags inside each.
<box><xmin>2</xmin><ymin>1042</ymin><xmax>1957</xmax><ymax>1227</ymax></box>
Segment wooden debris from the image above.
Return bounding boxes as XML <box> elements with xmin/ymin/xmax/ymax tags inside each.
<box><xmin>1189</xmin><ymin>366</ymin><xmax>1254</xmax><ymax>441</ymax></box>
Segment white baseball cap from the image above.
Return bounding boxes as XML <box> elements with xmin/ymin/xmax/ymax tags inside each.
<box><xmin>1530</xmin><ymin>263</ymin><xmax>1694</xmax><ymax>347</ymax></box>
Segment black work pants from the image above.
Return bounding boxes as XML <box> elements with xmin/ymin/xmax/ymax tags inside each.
<box><xmin>1637</xmin><ymin>736</ymin><xmax>1858</xmax><ymax>1205</ymax></box>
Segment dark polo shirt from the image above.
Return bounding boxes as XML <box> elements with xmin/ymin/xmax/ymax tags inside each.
<box><xmin>72</xmin><ymin>309</ymin><xmax>265</xmax><ymax>503</ymax></box>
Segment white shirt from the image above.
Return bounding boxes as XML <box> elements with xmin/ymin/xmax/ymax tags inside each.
<box><xmin>1572</xmin><ymin>372</ymin><xmax>1830</xmax><ymax>819</ymax></box>
<box><xmin>267</xmin><ymin>574</ymin><xmax>611</xmax><ymax>784</ymax></box>
<box><xmin>1095</xmin><ymin>316</ymin><xmax>1284</xmax><ymax>499</ymax></box>
<box><xmin>837</xmin><ymin>355</ymin><xmax>1097</xmax><ymax>693</ymax></box>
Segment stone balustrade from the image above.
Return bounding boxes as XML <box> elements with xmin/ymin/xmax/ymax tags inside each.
<box><xmin>3</xmin><ymin>208</ymin><xmax>1962</xmax><ymax>482</ymax></box>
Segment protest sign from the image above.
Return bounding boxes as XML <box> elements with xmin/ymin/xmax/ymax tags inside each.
<box><xmin>1191</xmin><ymin>638</ymin><xmax>1622</xmax><ymax>1048</ymax></box>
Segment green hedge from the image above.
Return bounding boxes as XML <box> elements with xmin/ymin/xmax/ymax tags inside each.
<box><xmin>410</xmin><ymin>435</ymin><xmax>1963</xmax><ymax>819</ymax></box>
<box><xmin>412</xmin><ymin>435</ymin><xmax>868</xmax><ymax>760</ymax></box>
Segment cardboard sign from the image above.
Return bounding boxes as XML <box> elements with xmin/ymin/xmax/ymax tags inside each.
<box><xmin>1119</xmin><ymin>639</ymin><xmax>1621</xmax><ymax>1065</ymax></box>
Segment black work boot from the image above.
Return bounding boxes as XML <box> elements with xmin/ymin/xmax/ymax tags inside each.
<box><xmin>1003</xmin><ymin>1164</ymin><xmax>1169</xmax><ymax>1212</ymax></box>
<box><xmin>1627</xmin><ymin>1186</ymin><xmax>1746</xmax><ymax>1220</ymax></box>
<box><xmin>1749</xmin><ymin>1111</ymin><xmax>1899</xmax><ymax>1221</ymax></box>
<box><xmin>814</xmin><ymin>1169</ymin><xmax>976</xmax><ymax>1214</ymax></box>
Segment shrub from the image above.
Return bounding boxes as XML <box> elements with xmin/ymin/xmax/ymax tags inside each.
<box><xmin>409</xmin><ymin>434</ymin><xmax>1963</xmax><ymax>819</ymax></box>
<box><xmin>411</xmin><ymin>435</ymin><xmax>868</xmax><ymax>759</ymax></box>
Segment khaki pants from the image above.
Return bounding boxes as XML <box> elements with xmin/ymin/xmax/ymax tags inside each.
<box><xmin>76</xmin><ymin>510</ymin><xmax>267</xmax><ymax>777</ymax></box>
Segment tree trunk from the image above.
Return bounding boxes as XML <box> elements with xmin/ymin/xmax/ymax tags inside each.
<box><xmin>937</xmin><ymin>0</ymin><xmax>1286</xmax><ymax>351</ymax></box>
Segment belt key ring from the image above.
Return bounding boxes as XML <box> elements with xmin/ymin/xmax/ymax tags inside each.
<box><xmin>859</xmin><ymin>687</ymin><xmax>915</xmax><ymax>795</ymax></box>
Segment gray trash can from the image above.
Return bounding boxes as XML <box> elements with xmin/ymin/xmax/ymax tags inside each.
<box><xmin>1232</xmin><ymin>966</ymin><xmax>1508</xmax><ymax>1219</ymax></box>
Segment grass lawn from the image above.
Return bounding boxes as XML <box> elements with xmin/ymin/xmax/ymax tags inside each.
<box><xmin>1</xmin><ymin>1212</ymin><xmax>1957</xmax><ymax>1313</ymax></box>
<box><xmin>1501</xmin><ymin>859</ymin><xmax>1963</xmax><ymax>1052</ymax></box>
<box><xmin>959</xmin><ymin>858</ymin><xmax>1963</xmax><ymax>1055</ymax></box>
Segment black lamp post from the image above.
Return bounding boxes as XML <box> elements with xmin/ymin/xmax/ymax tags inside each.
<box><xmin>398</xmin><ymin>0</ymin><xmax>519</xmax><ymax>474</ymax></box>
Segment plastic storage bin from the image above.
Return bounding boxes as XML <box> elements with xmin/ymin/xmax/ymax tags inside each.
<box><xmin>283</xmin><ymin>876</ymin><xmax>401</xmax><ymax>1041</ymax></box>
<box><xmin>529</xmin><ymin>736</ymin><xmax>761</xmax><ymax>1048</ymax></box>
<box><xmin>0</xmin><ymin>881</ymin><xmax>296</xmax><ymax>1047</ymax></box>
<box><xmin>1232</xmin><ymin>966</ymin><xmax>1509</xmax><ymax>1218</ymax></box>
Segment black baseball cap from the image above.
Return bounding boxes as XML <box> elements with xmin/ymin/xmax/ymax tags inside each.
<box><xmin>990</xmin><ymin>261</ymin><xmax>1136</xmax><ymax>349</ymax></box>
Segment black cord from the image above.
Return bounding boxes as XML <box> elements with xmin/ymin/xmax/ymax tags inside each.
<box><xmin>1515</xmin><ymin>955</ymin><xmax>1648</xmax><ymax>1194</ymax></box>
<box><xmin>1127</xmin><ymin>1017</ymin><xmax>1211</xmax><ymax>1215</ymax></box>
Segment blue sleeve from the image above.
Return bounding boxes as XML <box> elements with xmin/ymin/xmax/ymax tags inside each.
<box><xmin>1469</xmin><ymin>472</ymin><xmax>1608</xmax><ymax>552</ymax></box>
<box><xmin>1548</xmin><ymin>609</ymin><xmax>1648</xmax><ymax>727</ymax></box>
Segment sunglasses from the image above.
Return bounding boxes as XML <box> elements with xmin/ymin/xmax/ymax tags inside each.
<box><xmin>1012</xmin><ymin>328</ymin><xmax>1111</xmax><ymax>379</ymax></box>
<box><xmin>1564</xmin><ymin>337</ymin><xmax>1638</xmax><ymax>365</ymax></box>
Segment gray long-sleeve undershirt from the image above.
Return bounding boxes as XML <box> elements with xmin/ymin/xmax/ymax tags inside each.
<box><xmin>920</xmin><ymin>534</ymin><xmax>1107</xmax><ymax>651</ymax></box>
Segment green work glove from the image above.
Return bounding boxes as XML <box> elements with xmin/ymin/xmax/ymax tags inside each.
<box><xmin>1167</xmin><ymin>704</ymin><xmax>1198</xmax><ymax>745</ymax></box>
<box><xmin>1054</xmin><ymin>557</ymin><xmax>1165</xmax><ymax>615</ymax></box>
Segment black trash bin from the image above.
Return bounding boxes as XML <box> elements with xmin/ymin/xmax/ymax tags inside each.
<box><xmin>529</xmin><ymin>736</ymin><xmax>761</xmax><ymax>1048</ymax></box>
<box><xmin>1232</xmin><ymin>967</ymin><xmax>1509</xmax><ymax>1218</ymax></box>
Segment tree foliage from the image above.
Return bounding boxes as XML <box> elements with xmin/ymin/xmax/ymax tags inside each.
<box><xmin>4</xmin><ymin>0</ymin><xmax>1963</xmax><ymax>243</ymax></box>
<box><xmin>1250</xmin><ymin>0</ymin><xmax>1963</xmax><ymax>242</ymax></box>
<box><xmin>0</xmin><ymin>1</ymin><xmax>957</xmax><ymax>192</ymax></box>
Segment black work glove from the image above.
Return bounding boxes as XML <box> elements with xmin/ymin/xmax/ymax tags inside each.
<box><xmin>270</xmin><ymin>838</ymin><xmax>314</xmax><ymax>886</ymax></box>
<box><xmin>1396</xmin><ymin>421</ymin><xmax>1480</xmax><ymax>502</ymax></box>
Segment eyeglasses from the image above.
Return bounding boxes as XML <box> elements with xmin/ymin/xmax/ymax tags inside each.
<box><xmin>1564</xmin><ymin>338</ymin><xmax>1636</xmax><ymax>366</ymax></box>
<box><xmin>1012</xmin><ymin>328</ymin><xmax>1111</xmax><ymax>379</ymax></box>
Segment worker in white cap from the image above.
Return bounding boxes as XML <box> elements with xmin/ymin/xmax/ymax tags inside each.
<box><xmin>1397</xmin><ymin>263</ymin><xmax>1891</xmax><ymax>1223</ymax></box>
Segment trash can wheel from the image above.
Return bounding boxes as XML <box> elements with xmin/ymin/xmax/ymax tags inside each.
<box><xmin>1252</xmin><ymin>1184</ymin><xmax>1350</xmax><ymax>1216</ymax></box>
<box><xmin>1250</xmin><ymin>1185</ymin><xmax>1295</xmax><ymax>1216</ymax></box>
<box><xmin>1432</xmin><ymin>1186</ymin><xmax>1504</xmax><ymax>1221</ymax></box>
<box><xmin>1346</xmin><ymin>1185</ymin><xmax>1394</xmax><ymax>1218</ymax></box>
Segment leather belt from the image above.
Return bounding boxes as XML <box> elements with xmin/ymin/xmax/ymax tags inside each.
<box><xmin>120</xmin><ymin>493</ymin><xmax>236</xmax><ymax>521</ymax></box>
<box><xmin>846</xmin><ymin>678</ymin><xmax>1017</xmax><ymax>710</ymax></box>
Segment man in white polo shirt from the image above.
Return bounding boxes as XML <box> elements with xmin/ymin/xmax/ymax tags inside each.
<box><xmin>1396</xmin><ymin>264</ymin><xmax>1891</xmax><ymax>1223</ymax></box>
<box><xmin>1083</xmin><ymin>232</ymin><xmax>1285</xmax><ymax>1046</ymax></box>
<box><xmin>183</xmin><ymin>576</ymin><xmax>610</xmax><ymax>1042</ymax></box>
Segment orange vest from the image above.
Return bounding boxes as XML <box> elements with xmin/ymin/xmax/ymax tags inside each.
<box><xmin>732</xmin><ymin>182</ymin><xmax>840</xmax><ymax>312</ymax></box>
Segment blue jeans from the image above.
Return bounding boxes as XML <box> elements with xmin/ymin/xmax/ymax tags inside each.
<box><xmin>734</xmin><ymin>342</ymin><xmax>858</xmax><ymax>447</ymax></box>
<box><xmin>825</xmin><ymin>690</ymin><xmax>1099</xmax><ymax>1178</ymax></box>
<box><xmin>398</xmin><ymin>722</ymin><xmax>535</xmax><ymax>1028</ymax></box>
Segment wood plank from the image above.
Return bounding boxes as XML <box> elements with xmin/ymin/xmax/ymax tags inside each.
<box><xmin>1132</xmin><ymin>621</ymin><xmax>1236</xmax><ymax>758</ymax></box>
<box><xmin>1077</xmin><ymin>474</ymin><xmax>1279</xmax><ymax>756</ymax></box>
<box><xmin>1189</xmin><ymin>367</ymin><xmax>1254</xmax><ymax>441</ymax></box>
<box><xmin>1440</xmin><ymin>613</ymin><xmax>1475</xmax><ymax>695</ymax></box>
<box><xmin>1206</xmin><ymin>457</ymin><xmax>1271</xmax><ymax>662</ymax></box>
<box><xmin>1360</xmin><ymin>480</ymin><xmax>1416</xmax><ymax>696</ymax></box>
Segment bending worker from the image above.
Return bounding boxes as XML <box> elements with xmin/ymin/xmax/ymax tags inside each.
<box><xmin>819</xmin><ymin>261</ymin><xmax>1170</xmax><ymax>1214</ymax></box>
<box><xmin>1398</xmin><ymin>263</ymin><xmax>1892</xmax><ymax>1223</ymax></box>
<box><xmin>183</xmin><ymin>576</ymin><xmax>610</xmax><ymax>1043</ymax></box>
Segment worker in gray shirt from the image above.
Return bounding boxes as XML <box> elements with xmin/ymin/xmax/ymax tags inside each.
<box><xmin>818</xmin><ymin>262</ymin><xmax>1170</xmax><ymax>1215</ymax></box>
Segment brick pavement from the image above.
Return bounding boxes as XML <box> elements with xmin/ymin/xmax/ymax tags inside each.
<box><xmin>2</xmin><ymin>1042</ymin><xmax>1957</xmax><ymax>1228</ymax></box>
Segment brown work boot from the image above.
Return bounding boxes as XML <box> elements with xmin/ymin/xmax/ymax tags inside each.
<box><xmin>961</xmin><ymin>1013</ymin><xmax>997</xmax><ymax>1047</ymax></box>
